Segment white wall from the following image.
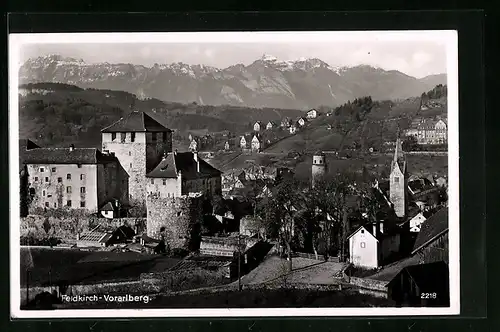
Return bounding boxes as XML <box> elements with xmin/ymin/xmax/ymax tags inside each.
<box><xmin>349</xmin><ymin>228</ymin><xmax>379</xmax><ymax>269</ymax></box>
<box><xmin>27</xmin><ymin>163</ymin><xmax>98</xmax><ymax>212</ymax></box>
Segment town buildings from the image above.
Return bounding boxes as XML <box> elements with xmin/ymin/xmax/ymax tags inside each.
<box><xmin>145</xmin><ymin>151</ymin><xmax>222</xmax><ymax>199</ymax></box>
<box><xmin>296</xmin><ymin>117</ymin><xmax>307</xmax><ymax>127</ymax></box>
<box><xmin>251</xmin><ymin>134</ymin><xmax>262</xmax><ymax>153</ymax></box>
<box><xmin>253</xmin><ymin>121</ymin><xmax>263</xmax><ymax>132</ymax></box>
<box><xmin>405</xmin><ymin>117</ymin><xmax>448</xmax><ymax>145</ymax></box>
<box><xmin>306</xmin><ymin>109</ymin><xmax>318</xmax><ymax>119</ymax></box>
<box><xmin>347</xmin><ymin>221</ymin><xmax>401</xmax><ymax>269</ymax></box>
<box><xmin>266</xmin><ymin>121</ymin><xmax>276</xmax><ymax>130</ymax></box>
<box><xmin>22</xmin><ymin>145</ymin><xmax>128</xmax><ymax>214</ymax></box>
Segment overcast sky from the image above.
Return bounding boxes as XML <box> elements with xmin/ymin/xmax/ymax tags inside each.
<box><xmin>20</xmin><ymin>41</ymin><xmax>447</xmax><ymax>78</ymax></box>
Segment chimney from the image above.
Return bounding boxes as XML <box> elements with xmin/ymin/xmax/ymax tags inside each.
<box><xmin>76</xmin><ymin>233</ymin><xmax>80</xmax><ymax>241</ymax></box>
<box><xmin>174</xmin><ymin>149</ymin><xmax>178</xmax><ymax>156</ymax></box>
<box><xmin>69</xmin><ymin>144</ymin><xmax>75</xmax><ymax>152</ymax></box>
<box><xmin>193</xmin><ymin>151</ymin><xmax>200</xmax><ymax>172</ymax></box>
<box><xmin>379</xmin><ymin>221</ymin><xmax>384</xmax><ymax>234</ymax></box>
<box><xmin>372</xmin><ymin>222</ymin><xmax>377</xmax><ymax>238</ymax></box>
<box><xmin>162</xmin><ymin>152</ymin><xmax>167</xmax><ymax>160</ymax></box>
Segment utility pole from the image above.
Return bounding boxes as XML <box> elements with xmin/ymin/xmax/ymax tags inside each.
<box><xmin>26</xmin><ymin>269</ymin><xmax>30</xmax><ymax>307</ymax></box>
<box><xmin>238</xmin><ymin>234</ymin><xmax>242</xmax><ymax>291</ymax></box>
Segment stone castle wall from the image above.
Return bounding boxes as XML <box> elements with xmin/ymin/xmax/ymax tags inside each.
<box><xmin>20</xmin><ymin>215</ymin><xmax>146</xmax><ymax>241</ymax></box>
<box><xmin>146</xmin><ymin>194</ymin><xmax>204</xmax><ymax>249</ymax></box>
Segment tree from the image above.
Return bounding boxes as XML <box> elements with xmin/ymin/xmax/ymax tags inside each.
<box><xmin>259</xmin><ymin>178</ymin><xmax>305</xmax><ymax>272</ymax></box>
<box><xmin>307</xmin><ymin>172</ymin><xmax>357</xmax><ymax>261</ymax></box>
<box><xmin>402</xmin><ymin>135</ymin><xmax>418</xmax><ymax>152</ymax></box>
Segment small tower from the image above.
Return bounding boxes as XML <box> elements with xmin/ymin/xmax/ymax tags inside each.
<box><xmin>389</xmin><ymin>137</ymin><xmax>407</xmax><ymax>217</ymax></box>
<box><xmin>311</xmin><ymin>151</ymin><xmax>327</xmax><ymax>188</ymax></box>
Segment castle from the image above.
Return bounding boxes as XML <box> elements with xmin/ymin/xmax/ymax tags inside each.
<box><xmin>20</xmin><ymin>111</ymin><xmax>223</xmax><ymax>249</ymax></box>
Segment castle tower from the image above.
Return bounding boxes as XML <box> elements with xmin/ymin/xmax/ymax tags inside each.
<box><xmin>101</xmin><ymin>111</ymin><xmax>173</xmax><ymax>209</ymax></box>
<box><xmin>311</xmin><ymin>151</ymin><xmax>327</xmax><ymax>188</ymax></box>
<box><xmin>389</xmin><ymin>138</ymin><xmax>407</xmax><ymax>217</ymax></box>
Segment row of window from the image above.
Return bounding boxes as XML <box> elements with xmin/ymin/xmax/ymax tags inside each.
<box><xmin>110</xmin><ymin>132</ymin><xmax>169</xmax><ymax>143</ymax></box>
<box><xmin>149</xmin><ymin>178</ymin><xmax>214</xmax><ymax>185</ymax></box>
<box><xmin>149</xmin><ymin>191</ymin><xmax>177</xmax><ymax>198</ymax></box>
<box><xmin>39</xmin><ymin>166</ymin><xmax>82</xmax><ymax>173</ymax></box>
<box><xmin>34</xmin><ymin>174</ymin><xmax>86</xmax><ymax>182</ymax></box>
<box><xmin>44</xmin><ymin>200</ymin><xmax>86</xmax><ymax>208</ymax></box>
<box><xmin>42</xmin><ymin>187</ymin><xmax>86</xmax><ymax>196</ymax></box>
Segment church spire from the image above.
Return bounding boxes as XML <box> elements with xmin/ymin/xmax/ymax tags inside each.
<box><xmin>393</xmin><ymin>137</ymin><xmax>404</xmax><ymax>163</ymax></box>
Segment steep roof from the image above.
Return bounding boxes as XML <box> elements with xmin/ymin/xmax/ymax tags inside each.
<box><xmin>19</xmin><ymin>139</ymin><xmax>41</xmax><ymax>172</ymax></box>
<box><xmin>397</xmin><ymin>261</ymin><xmax>449</xmax><ymax>291</ymax></box>
<box><xmin>23</xmin><ymin>147</ymin><xmax>117</xmax><ymax>165</ymax></box>
<box><xmin>100</xmin><ymin>202</ymin><xmax>115</xmax><ymax>212</ymax></box>
<box><xmin>146</xmin><ymin>152</ymin><xmax>222</xmax><ymax>179</ymax></box>
<box><xmin>411</xmin><ymin>207</ymin><xmax>448</xmax><ymax>254</ymax></box>
<box><xmin>101</xmin><ymin>111</ymin><xmax>172</xmax><ymax>133</ymax></box>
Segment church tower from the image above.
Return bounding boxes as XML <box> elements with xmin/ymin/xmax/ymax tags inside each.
<box><xmin>389</xmin><ymin>138</ymin><xmax>407</xmax><ymax>218</ymax></box>
<box><xmin>311</xmin><ymin>151</ymin><xmax>327</xmax><ymax>188</ymax></box>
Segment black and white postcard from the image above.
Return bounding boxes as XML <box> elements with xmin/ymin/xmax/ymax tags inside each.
<box><xmin>9</xmin><ymin>30</ymin><xmax>459</xmax><ymax>318</ymax></box>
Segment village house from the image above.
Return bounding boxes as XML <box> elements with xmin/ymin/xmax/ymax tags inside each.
<box><xmin>22</xmin><ymin>144</ymin><xmax>129</xmax><ymax>214</ymax></box>
<box><xmin>347</xmin><ymin>221</ymin><xmax>401</xmax><ymax>269</ymax></box>
<box><xmin>224</xmin><ymin>141</ymin><xmax>230</xmax><ymax>151</ymax></box>
<box><xmin>281</xmin><ymin>117</ymin><xmax>292</xmax><ymax>128</ymax></box>
<box><xmin>411</xmin><ymin>207</ymin><xmax>449</xmax><ymax>264</ymax></box>
<box><xmin>296</xmin><ymin>117</ymin><xmax>307</xmax><ymax>127</ymax></box>
<box><xmin>189</xmin><ymin>138</ymin><xmax>199</xmax><ymax>152</ymax></box>
<box><xmin>289</xmin><ymin>125</ymin><xmax>298</xmax><ymax>135</ymax></box>
<box><xmin>306</xmin><ymin>109</ymin><xmax>318</xmax><ymax>119</ymax></box>
<box><xmin>253</xmin><ymin>121</ymin><xmax>263</xmax><ymax>132</ymax></box>
<box><xmin>405</xmin><ymin>117</ymin><xmax>448</xmax><ymax>145</ymax></box>
<box><xmin>239</xmin><ymin>135</ymin><xmax>252</xmax><ymax>150</ymax></box>
<box><xmin>76</xmin><ymin>225</ymin><xmax>135</xmax><ymax>248</ymax></box>
<box><xmin>145</xmin><ymin>150</ymin><xmax>222</xmax><ymax>199</ymax></box>
<box><xmin>251</xmin><ymin>134</ymin><xmax>263</xmax><ymax>153</ymax></box>
<box><xmin>408</xmin><ymin>211</ymin><xmax>427</xmax><ymax>232</ymax></box>
<box><xmin>266</xmin><ymin>121</ymin><xmax>276</xmax><ymax>130</ymax></box>
<box><xmin>100</xmin><ymin>201</ymin><xmax>118</xmax><ymax>219</ymax></box>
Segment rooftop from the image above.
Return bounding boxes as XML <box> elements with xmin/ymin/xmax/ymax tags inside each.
<box><xmin>101</xmin><ymin>111</ymin><xmax>172</xmax><ymax>133</ymax></box>
<box><xmin>146</xmin><ymin>151</ymin><xmax>222</xmax><ymax>179</ymax></box>
<box><xmin>23</xmin><ymin>147</ymin><xmax>117</xmax><ymax>165</ymax></box>
<box><xmin>412</xmin><ymin>207</ymin><xmax>448</xmax><ymax>254</ymax></box>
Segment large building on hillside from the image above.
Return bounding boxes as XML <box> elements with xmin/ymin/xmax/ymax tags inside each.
<box><xmin>405</xmin><ymin>117</ymin><xmax>447</xmax><ymax>145</ymax></box>
<box><xmin>22</xmin><ymin>145</ymin><xmax>128</xmax><ymax>214</ymax></box>
<box><xmin>101</xmin><ymin>111</ymin><xmax>173</xmax><ymax>208</ymax></box>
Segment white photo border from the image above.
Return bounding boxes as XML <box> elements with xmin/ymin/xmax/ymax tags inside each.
<box><xmin>9</xmin><ymin>30</ymin><xmax>459</xmax><ymax>318</ymax></box>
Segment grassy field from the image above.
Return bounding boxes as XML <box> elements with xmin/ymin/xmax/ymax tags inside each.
<box><xmin>20</xmin><ymin>247</ymin><xmax>180</xmax><ymax>287</ymax></box>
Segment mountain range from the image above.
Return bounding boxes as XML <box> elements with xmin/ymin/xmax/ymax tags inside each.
<box><xmin>19</xmin><ymin>54</ymin><xmax>447</xmax><ymax>109</ymax></box>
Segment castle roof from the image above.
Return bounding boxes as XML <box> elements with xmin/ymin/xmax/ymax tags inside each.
<box><xmin>146</xmin><ymin>152</ymin><xmax>222</xmax><ymax>179</ymax></box>
<box><xmin>19</xmin><ymin>139</ymin><xmax>41</xmax><ymax>172</ymax></box>
<box><xmin>22</xmin><ymin>147</ymin><xmax>117</xmax><ymax>165</ymax></box>
<box><xmin>101</xmin><ymin>111</ymin><xmax>172</xmax><ymax>133</ymax></box>
<box><xmin>411</xmin><ymin>207</ymin><xmax>448</xmax><ymax>254</ymax></box>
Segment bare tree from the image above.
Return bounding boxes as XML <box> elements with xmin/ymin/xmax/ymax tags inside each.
<box><xmin>259</xmin><ymin>178</ymin><xmax>305</xmax><ymax>272</ymax></box>
<box><xmin>307</xmin><ymin>172</ymin><xmax>357</xmax><ymax>261</ymax></box>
